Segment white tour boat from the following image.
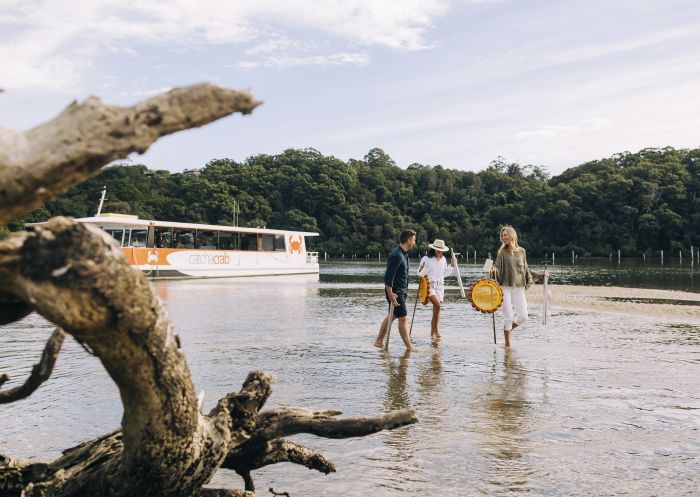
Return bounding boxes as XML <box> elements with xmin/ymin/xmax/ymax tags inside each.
<box><xmin>64</xmin><ymin>213</ymin><xmax>319</xmax><ymax>278</ymax></box>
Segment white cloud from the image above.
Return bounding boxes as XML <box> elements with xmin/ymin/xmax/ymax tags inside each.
<box><xmin>0</xmin><ymin>0</ymin><xmax>450</xmax><ymax>91</ymax></box>
<box><xmin>516</xmin><ymin>119</ymin><xmax>613</xmax><ymax>141</ymax></box>
<box><xmin>245</xmin><ymin>37</ymin><xmax>310</xmax><ymax>55</ymax></box>
<box><xmin>238</xmin><ymin>52</ymin><xmax>369</xmax><ymax>69</ymax></box>
<box><xmin>540</xmin><ymin>22</ymin><xmax>700</xmax><ymax>68</ymax></box>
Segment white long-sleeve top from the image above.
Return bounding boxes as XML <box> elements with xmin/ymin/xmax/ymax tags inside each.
<box><xmin>418</xmin><ymin>255</ymin><xmax>454</xmax><ymax>301</ymax></box>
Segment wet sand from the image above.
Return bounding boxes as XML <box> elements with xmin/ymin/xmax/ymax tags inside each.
<box><xmin>527</xmin><ymin>284</ymin><xmax>700</xmax><ymax>323</ymax></box>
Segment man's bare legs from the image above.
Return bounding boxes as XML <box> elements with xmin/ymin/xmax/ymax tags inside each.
<box><xmin>428</xmin><ymin>294</ymin><xmax>442</xmax><ymax>338</ymax></box>
<box><xmin>375</xmin><ymin>314</ymin><xmax>413</xmax><ymax>351</ymax></box>
<box><xmin>374</xmin><ymin>315</ymin><xmax>394</xmax><ymax>348</ymax></box>
<box><xmin>396</xmin><ymin>316</ymin><xmax>414</xmax><ymax>351</ymax></box>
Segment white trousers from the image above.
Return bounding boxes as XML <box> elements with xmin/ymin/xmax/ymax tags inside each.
<box><xmin>501</xmin><ymin>286</ymin><xmax>528</xmax><ymax>331</ymax></box>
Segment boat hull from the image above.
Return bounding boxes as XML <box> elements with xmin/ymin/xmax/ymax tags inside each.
<box><xmin>122</xmin><ymin>247</ymin><xmax>319</xmax><ymax>279</ymax></box>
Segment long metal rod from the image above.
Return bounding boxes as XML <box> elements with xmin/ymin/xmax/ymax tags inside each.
<box><xmin>384</xmin><ymin>302</ymin><xmax>395</xmax><ymax>351</ymax></box>
<box><xmin>408</xmin><ymin>289</ymin><xmax>419</xmax><ymax>337</ymax></box>
<box><xmin>492</xmin><ymin>313</ymin><xmax>497</xmax><ymax>344</ymax></box>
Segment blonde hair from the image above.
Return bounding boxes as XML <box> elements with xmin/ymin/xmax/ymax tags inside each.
<box><xmin>498</xmin><ymin>225</ymin><xmax>521</xmax><ymax>255</ymax></box>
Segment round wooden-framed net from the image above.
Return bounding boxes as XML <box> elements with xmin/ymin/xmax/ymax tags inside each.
<box><xmin>467</xmin><ymin>278</ymin><xmax>503</xmax><ymax>314</ymax></box>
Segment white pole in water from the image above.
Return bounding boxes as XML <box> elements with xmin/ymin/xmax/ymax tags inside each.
<box><xmin>543</xmin><ymin>267</ymin><xmax>549</xmax><ymax>325</ymax></box>
<box><xmin>378</xmin><ymin>253</ymin><xmax>381</xmax><ymax>262</ymax></box>
<box><xmin>643</xmin><ymin>253</ymin><xmax>646</xmax><ymax>262</ymax></box>
<box><xmin>679</xmin><ymin>249</ymin><xmax>682</xmax><ymax>264</ymax></box>
<box><xmin>571</xmin><ymin>250</ymin><xmax>574</xmax><ymax>264</ymax></box>
<box><xmin>474</xmin><ymin>250</ymin><xmax>476</xmax><ymax>261</ymax></box>
<box><xmin>661</xmin><ymin>250</ymin><xmax>664</xmax><ymax>265</ymax></box>
<box><xmin>552</xmin><ymin>252</ymin><xmax>555</xmax><ymax>265</ymax></box>
<box><xmin>452</xmin><ymin>251</ymin><xmax>466</xmax><ymax>298</ymax></box>
<box><xmin>96</xmin><ymin>186</ymin><xmax>107</xmax><ymax>216</ymax></box>
<box><xmin>324</xmin><ymin>252</ymin><xmax>327</xmax><ymax>262</ymax></box>
<box><xmin>618</xmin><ymin>249</ymin><xmax>621</xmax><ymax>265</ymax></box>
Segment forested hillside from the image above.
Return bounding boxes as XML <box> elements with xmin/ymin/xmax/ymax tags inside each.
<box><xmin>8</xmin><ymin>146</ymin><xmax>699</xmax><ymax>258</ymax></box>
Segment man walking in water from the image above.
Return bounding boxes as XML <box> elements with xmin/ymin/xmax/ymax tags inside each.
<box><xmin>374</xmin><ymin>229</ymin><xmax>416</xmax><ymax>351</ymax></box>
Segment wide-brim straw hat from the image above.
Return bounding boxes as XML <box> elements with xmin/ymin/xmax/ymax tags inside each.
<box><xmin>429</xmin><ymin>239</ymin><xmax>449</xmax><ymax>251</ymax></box>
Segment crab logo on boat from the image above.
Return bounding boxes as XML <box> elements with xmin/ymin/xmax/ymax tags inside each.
<box><xmin>289</xmin><ymin>235</ymin><xmax>303</xmax><ymax>254</ymax></box>
<box><xmin>147</xmin><ymin>250</ymin><xmax>159</xmax><ymax>263</ymax></box>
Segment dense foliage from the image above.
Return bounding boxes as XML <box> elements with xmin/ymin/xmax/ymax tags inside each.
<box><xmin>10</xmin><ymin>146</ymin><xmax>700</xmax><ymax>258</ymax></box>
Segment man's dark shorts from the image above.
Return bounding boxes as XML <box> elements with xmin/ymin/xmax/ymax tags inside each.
<box><xmin>385</xmin><ymin>291</ymin><xmax>408</xmax><ymax>318</ymax></box>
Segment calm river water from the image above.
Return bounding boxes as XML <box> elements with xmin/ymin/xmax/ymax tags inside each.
<box><xmin>1</xmin><ymin>260</ymin><xmax>699</xmax><ymax>496</ymax></box>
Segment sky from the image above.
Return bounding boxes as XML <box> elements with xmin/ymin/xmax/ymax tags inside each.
<box><xmin>1</xmin><ymin>0</ymin><xmax>699</xmax><ymax>176</ymax></box>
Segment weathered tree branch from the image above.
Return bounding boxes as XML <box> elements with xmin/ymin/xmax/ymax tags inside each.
<box><xmin>223</xmin><ymin>438</ymin><xmax>335</xmax><ymax>493</ymax></box>
<box><xmin>0</xmin><ymin>83</ymin><xmax>262</xmax><ymax>226</ymax></box>
<box><xmin>0</xmin><ymin>85</ymin><xmax>418</xmax><ymax>496</ymax></box>
<box><xmin>221</xmin><ymin>408</ymin><xmax>415</xmax><ymax>492</ymax></box>
<box><xmin>0</xmin><ymin>327</ymin><xmax>65</xmax><ymax>404</ymax></box>
<box><xmin>0</xmin><ymin>218</ymin><xmax>221</xmax><ymax>496</ymax></box>
<box><xmin>255</xmin><ymin>407</ymin><xmax>417</xmax><ymax>441</ymax></box>
<box><xmin>209</xmin><ymin>371</ymin><xmax>274</xmax><ymax>451</ymax></box>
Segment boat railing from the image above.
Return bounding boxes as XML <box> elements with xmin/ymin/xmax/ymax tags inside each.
<box><xmin>307</xmin><ymin>252</ymin><xmax>319</xmax><ymax>264</ymax></box>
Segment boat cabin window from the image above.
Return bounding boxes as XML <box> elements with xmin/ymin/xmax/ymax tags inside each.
<box><xmin>104</xmin><ymin>228</ymin><xmax>125</xmax><ymax>246</ymax></box>
<box><xmin>238</xmin><ymin>233</ymin><xmax>257</xmax><ymax>251</ymax></box>
<box><xmin>173</xmin><ymin>229</ymin><xmax>195</xmax><ymax>249</ymax></box>
<box><xmin>155</xmin><ymin>228</ymin><xmax>173</xmax><ymax>248</ymax></box>
<box><xmin>260</xmin><ymin>234</ymin><xmax>286</xmax><ymax>252</ymax></box>
<box><xmin>218</xmin><ymin>231</ymin><xmax>238</xmax><ymax>250</ymax></box>
<box><xmin>129</xmin><ymin>229</ymin><xmax>148</xmax><ymax>248</ymax></box>
<box><xmin>196</xmin><ymin>230</ymin><xmax>218</xmax><ymax>250</ymax></box>
<box><xmin>262</xmin><ymin>234</ymin><xmax>275</xmax><ymax>252</ymax></box>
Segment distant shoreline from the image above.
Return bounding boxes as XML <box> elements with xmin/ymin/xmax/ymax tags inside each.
<box><xmin>527</xmin><ymin>285</ymin><xmax>700</xmax><ymax>323</ymax></box>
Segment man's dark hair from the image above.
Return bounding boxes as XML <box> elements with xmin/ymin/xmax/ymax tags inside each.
<box><xmin>399</xmin><ymin>229</ymin><xmax>416</xmax><ymax>244</ymax></box>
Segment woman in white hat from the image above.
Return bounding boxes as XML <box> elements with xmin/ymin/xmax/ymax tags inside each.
<box><xmin>418</xmin><ymin>239</ymin><xmax>455</xmax><ymax>338</ymax></box>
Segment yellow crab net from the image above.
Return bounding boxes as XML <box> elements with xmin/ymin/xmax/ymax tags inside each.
<box><xmin>418</xmin><ymin>275</ymin><xmax>430</xmax><ymax>305</ymax></box>
<box><xmin>467</xmin><ymin>278</ymin><xmax>503</xmax><ymax>314</ymax></box>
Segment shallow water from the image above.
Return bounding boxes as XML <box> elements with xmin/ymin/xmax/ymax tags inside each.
<box><xmin>1</xmin><ymin>262</ymin><xmax>699</xmax><ymax>496</ymax></box>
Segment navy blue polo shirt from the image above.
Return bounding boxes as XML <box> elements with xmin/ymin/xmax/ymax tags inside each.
<box><xmin>384</xmin><ymin>245</ymin><xmax>410</xmax><ymax>295</ymax></box>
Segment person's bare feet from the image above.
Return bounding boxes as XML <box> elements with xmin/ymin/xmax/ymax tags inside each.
<box><xmin>374</xmin><ymin>340</ymin><xmax>384</xmax><ymax>348</ymax></box>
<box><xmin>504</xmin><ymin>329</ymin><xmax>512</xmax><ymax>347</ymax></box>
<box><xmin>431</xmin><ymin>332</ymin><xmax>441</xmax><ymax>340</ymax></box>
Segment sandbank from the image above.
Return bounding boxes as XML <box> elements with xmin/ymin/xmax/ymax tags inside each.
<box><xmin>526</xmin><ymin>285</ymin><xmax>700</xmax><ymax>323</ymax></box>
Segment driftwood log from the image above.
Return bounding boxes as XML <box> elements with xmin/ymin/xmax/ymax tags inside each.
<box><xmin>0</xmin><ymin>85</ymin><xmax>416</xmax><ymax>496</ymax></box>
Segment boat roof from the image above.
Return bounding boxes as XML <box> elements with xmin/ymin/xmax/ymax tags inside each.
<box><xmin>31</xmin><ymin>214</ymin><xmax>319</xmax><ymax>237</ymax></box>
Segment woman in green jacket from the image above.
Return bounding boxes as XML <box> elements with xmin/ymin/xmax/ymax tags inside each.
<box><xmin>492</xmin><ymin>226</ymin><xmax>533</xmax><ymax>347</ymax></box>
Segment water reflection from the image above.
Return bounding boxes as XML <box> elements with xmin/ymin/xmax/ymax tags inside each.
<box><xmin>476</xmin><ymin>348</ymin><xmax>534</xmax><ymax>494</ymax></box>
<box><xmin>417</xmin><ymin>343</ymin><xmax>443</xmax><ymax>399</ymax></box>
<box><xmin>377</xmin><ymin>349</ymin><xmax>415</xmax><ymax>486</ymax></box>
<box><xmin>382</xmin><ymin>349</ymin><xmax>412</xmax><ymax>412</ymax></box>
